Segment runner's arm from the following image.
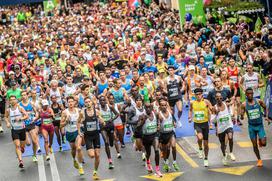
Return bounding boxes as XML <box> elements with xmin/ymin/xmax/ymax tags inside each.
<box><xmin>19</xmin><ymin>106</ymin><xmax>29</xmax><ymax>121</ymax></box>
<box><xmin>240</xmin><ymin>102</ymin><xmax>246</xmax><ymax>120</ymax></box>
<box><xmin>109</xmin><ymin>106</ymin><xmax>119</xmax><ymax>122</ymax></box>
<box><xmin>60</xmin><ymin>110</ymin><xmax>67</xmax><ymax>128</ymax></box>
<box><xmin>257</xmin><ymin>74</ymin><xmax>264</xmax><ymax>88</ymax></box>
<box><xmin>4</xmin><ymin>109</ymin><xmax>11</xmax><ymax>128</ymax></box>
<box><xmin>188</xmin><ymin>102</ymin><xmax>193</xmax><ymax>122</ymax></box>
<box><xmin>77</xmin><ymin>110</ymin><xmax>84</xmax><ymax>136</ymax></box>
<box><xmin>258</xmin><ymin>100</ymin><xmax>267</xmax><ymax>111</ymax></box>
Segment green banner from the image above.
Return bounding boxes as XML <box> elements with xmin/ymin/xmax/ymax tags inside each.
<box><xmin>43</xmin><ymin>0</ymin><xmax>57</xmax><ymax>12</ymax></box>
<box><xmin>178</xmin><ymin>0</ymin><xmax>206</xmax><ymax>26</ymax></box>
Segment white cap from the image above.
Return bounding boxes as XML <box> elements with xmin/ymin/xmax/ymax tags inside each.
<box><xmin>188</xmin><ymin>65</ymin><xmax>195</xmax><ymax>70</ymax></box>
<box><xmin>41</xmin><ymin>100</ymin><xmax>49</xmax><ymax>106</ymax></box>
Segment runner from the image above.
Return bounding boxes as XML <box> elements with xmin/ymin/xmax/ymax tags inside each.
<box><xmin>51</xmin><ymin>95</ymin><xmax>65</xmax><ymax>151</ymax></box>
<box><xmin>5</xmin><ymin>95</ymin><xmax>29</xmax><ymax>168</ymax></box>
<box><xmin>139</xmin><ymin>104</ymin><xmax>162</xmax><ymax>177</ymax></box>
<box><xmin>214</xmin><ymin>92</ymin><xmax>235</xmax><ymax>165</ymax></box>
<box><xmin>240</xmin><ymin>88</ymin><xmax>267</xmax><ymax>167</ymax></box>
<box><xmin>60</xmin><ymin>96</ymin><xmax>81</xmax><ymax>174</ymax></box>
<box><xmin>38</xmin><ymin>99</ymin><xmax>55</xmax><ymax>161</ymax></box>
<box><xmin>99</xmin><ymin>95</ymin><xmax>120</xmax><ymax>169</ymax></box>
<box><xmin>164</xmin><ymin>66</ymin><xmax>185</xmax><ymax>121</ymax></box>
<box><xmin>189</xmin><ymin>88</ymin><xmax>213</xmax><ymax>167</ymax></box>
<box><xmin>158</xmin><ymin>98</ymin><xmax>180</xmax><ymax>172</ymax></box>
<box><xmin>77</xmin><ymin>97</ymin><xmax>105</xmax><ymax>180</ymax></box>
<box><xmin>19</xmin><ymin>90</ymin><xmax>40</xmax><ymax>162</ymax></box>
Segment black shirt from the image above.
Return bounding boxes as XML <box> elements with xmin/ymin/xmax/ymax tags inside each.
<box><xmin>207</xmin><ymin>88</ymin><xmax>232</xmax><ymax>106</ymax></box>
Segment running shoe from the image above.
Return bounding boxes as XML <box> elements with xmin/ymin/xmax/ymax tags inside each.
<box><xmin>49</xmin><ymin>147</ymin><xmax>53</xmax><ymax>154</ymax></box>
<box><xmin>108</xmin><ymin>162</ymin><xmax>114</xmax><ymax>169</ymax></box>
<box><xmin>198</xmin><ymin>149</ymin><xmax>203</xmax><ymax>159</ymax></box>
<box><xmin>172</xmin><ymin>162</ymin><xmax>180</xmax><ymax>171</ymax></box>
<box><xmin>59</xmin><ymin>146</ymin><xmax>62</xmax><ymax>152</ymax></box>
<box><xmin>73</xmin><ymin>160</ymin><xmax>79</xmax><ymax>169</ymax></box>
<box><xmin>117</xmin><ymin>153</ymin><xmax>122</xmax><ymax>159</ymax></box>
<box><xmin>62</xmin><ymin>137</ymin><xmax>66</xmax><ymax>144</ymax></box>
<box><xmin>19</xmin><ymin>160</ymin><xmax>24</xmax><ymax>168</ymax></box>
<box><xmin>257</xmin><ymin>160</ymin><xmax>263</xmax><ymax>167</ymax></box>
<box><xmin>121</xmin><ymin>144</ymin><xmax>126</xmax><ymax>148</ymax></box>
<box><xmin>32</xmin><ymin>156</ymin><xmax>38</xmax><ymax>163</ymax></box>
<box><xmin>93</xmin><ymin>171</ymin><xmax>99</xmax><ymax>180</ymax></box>
<box><xmin>126</xmin><ymin>130</ymin><xmax>131</xmax><ymax>136</ymax></box>
<box><xmin>163</xmin><ymin>163</ymin><xmax>170</xmax><ymax>172</ymax></box>
<box><xmin>82</xmin><ymin>159</ymin><xmax>85</xmax><ymax>164</ymax></box>
<box><xmin>142</xmin><ymin>153</ymin><xmax>146</xmax><ymax>162</ymax></box>
<box><xmin>37</xmin><ymin>147</ymin><xmax>42</xmax><ymax>153</ymax></box>
<box><xmin>155</xmin><ymin>167</ymin><xmax>163</xmax><ymax>177</ymax></box>
<box><xmin>204</xmin><ymin>159</ymin><xmax>209</xmax><ymax>167</ymax></box>
<box><xmin>78</xmin><ymin>167</ymin><xmax>84</xmax><ymax>175</ymax></box>
<box><xmin>146</xmin><ymin>163</ymin><xmax>153</xmax><ymax>173</ymax></box>
<box><xmin>222</xmin><ymin>156</ymin><xmax>228</xmax><ymax>166</ymax></box>
<box><xmin>0</xmin><ymin>126</ymin><xmax>3</xmax><ymax>133</ymax></box>
<box><xmin>20</xmin><ymin>146</ymin><xmax>25</xmax><ymax>154</ymax></box>
<box><xmin>228</xmin><ymin>153</ymin><xmax>236</xmax><ymax>161</ymax></box>
<box><xmin>46</xmin><ymin>155</ymin><xmax>50</xmax><ymax>161</ymax></box>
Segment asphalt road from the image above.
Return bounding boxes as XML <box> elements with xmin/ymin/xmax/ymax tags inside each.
<box><xmin>0</xmin><ymin>120</ymin><xmax>272</xmax><ymax>181</ymax></box>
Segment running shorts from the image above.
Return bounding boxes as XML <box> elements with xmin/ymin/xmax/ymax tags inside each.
<box><xmin>53</xmin><ymin>120</ymin><xmax>60</xmax><ymax>127</ymax></box>
<box><xmin>218</xmin><ymin>127</ymin><xmax>233</xmax><ymax>143</ymax></box>
<box><xmin>41</xmin><ymin>124</ymin><xmax>54</xmax><ymax>134</ymax></box>
<box><xmin>66</xmin><ymin>131</ymin><xmax>78</xmax><ymax>143</ymax></box>
<box><xmin>25</xmin><ymin>123</ymin><xmax>36</xmax><ymax>132</ymax></box>
<box><xmin>194</xmin><ymin>122</ymin><xmax>209</xmax><ymax>140</ymax></box>
<box><xmin>159</xmin><ymin>131</ymin><xmax>175</xmax><ymax>145</ymax></box>
<box><xmin>248</xmin><ymin>124</ymin><xmax>266</xmax><ymax>140</ymax></box>
<box><xmin>142</xmin><ymin>133</ymin><xmax>158</xmax><ymax>146</ymax></box>
<box><xmin>84</xmin><ymin>133</ymin><xmax>101</xmax><ymax>150</ymax></box>
<box><xmin>11</xmin><ymin>129</ymin><xmax>26</xmax><ymax>141</ymax></box>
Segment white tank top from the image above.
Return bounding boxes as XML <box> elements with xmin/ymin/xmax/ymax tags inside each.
<box><xmin>50</xmin><ymin>88</ymin><xmax>62</xmax><ymax>103</ymax></box>
<box><xmin>160</xmin><ymin>110</ymin><xmax>174</xmax><ymax>133</ymax></box>
<box><xmin>65</xmin><ymin>108</ymin><xmax>79</xmax><ymax>133</ymax></box>
<box><xmin>131</xmin><ymin>106</ymin><xmax>146</xmax><ymax>124</ymax></box>
<box><xmin>243</xmin><ymin>72</ymin><xmax>260</xmax><ymax>97</ymax></box>
<box><xmin>64</xmin><ymin>84</ymin><xmax>76</xmax><ymax>97</ymax></box>
<box><xmin>10</xmin><ymin>106</ymin><xmax>25</xmax><ymax>130</ymax></box>
<box><xmin>113</xmin><ymin>104</ymin><xmax>122</xmax><ymax>126</ymax></box>
<box><xmin>215</xmin><ymin>103</ymin><xmax>233</xmax><ymax>134</ymax></box>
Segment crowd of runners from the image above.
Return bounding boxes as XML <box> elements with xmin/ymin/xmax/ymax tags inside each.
<box><xmin>0</xmin><ymin>0</ymin><xmax>272</xmax><ymax>180</ymax></box>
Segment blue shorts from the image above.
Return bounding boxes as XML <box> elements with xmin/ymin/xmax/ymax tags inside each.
<box><xmin>66</xmin><ymin>131</ymin><xmax>78</xmax><ymax>143</ymax></box>
<box><xmin>248</xmin><ymin>124</ymin><xmax>266</xmax><ymax>140</ymax></box>
<box><xmin>35</xmin><ymin>119</ymin><xmax>41</xmax><ymax>127</ymax></box>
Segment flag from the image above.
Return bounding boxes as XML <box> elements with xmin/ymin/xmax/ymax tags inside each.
<box><xmin>254</xmin><ymin>16</ymin><xmax>262</xmax><ymax>33</ymax></box>
<box><xmin>128</xmin><ymin>0</ymin><xmax>141</xmax><ymax>9</ymax></box>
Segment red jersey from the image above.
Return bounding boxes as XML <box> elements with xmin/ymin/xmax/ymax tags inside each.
<box><xmin>227</xmin><ymin>66</ymin><xmax>239</xmax><ymax>88</ymax></box>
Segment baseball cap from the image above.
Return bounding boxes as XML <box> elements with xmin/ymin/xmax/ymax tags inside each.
<box><xmin>41</xmin><ymin>100</ymin><xmax>49</xmax><ymax>106</ymax></box>
<box><xmin>194</xmin><ymin>88</ymin><xmax>203</xmax><ymax>94</ymax></box>
<box><xmin>188</xmin><ymin>65</ymin><xmax>195</xmax><ymax>70</ymax></box>
<box><xmin>9</xmin><ymin>71</ymin><xmax>15</xmax><ymax>75</ymax></box>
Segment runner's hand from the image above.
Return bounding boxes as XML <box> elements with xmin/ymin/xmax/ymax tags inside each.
<box><xmin>79</xmin><ymin>131</ymin><xmax>84</xmax><ymax>137</ymax></box>
<box><xmin>6</xmin><ymin>122</ymin><xmax>11</xmax><ymax>129</ymax></box>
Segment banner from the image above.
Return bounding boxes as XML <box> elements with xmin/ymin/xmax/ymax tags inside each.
<box><xmin>178</xmin><ymin>0</ymin><xmax>206</xmax><ymax>26</ymax></box>
<box><xmin>43</xmin><ymin>0</ymin><xmax>58</xmax><ymax>12</ymax></box>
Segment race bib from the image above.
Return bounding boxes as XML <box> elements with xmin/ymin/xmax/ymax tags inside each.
<box><xmin>43</xmin><ymin>118</ymin><xmax>52</xmax><ymax>125</ymax></box>
<box><xmin>86</xmin><ymin>122</ymin><xmax>97</xmax><ymax>131</ymax></box>
<box><xmin>163</xmin><ymin>123</ymin><xmax>173</xmax><ymax>132</ymax></box>
<box><xmin>248</xmin><ymin>109</ymin><xmax>261</xmax><ymax>120</ymax></box>
<box><xmin>194</xmin><ymin>111</ymin><xmax>205</xmax><ymax>121</ymax></box>
<box><xmin>219</xmin><ymin>116</ymin><xmax>230</xmax><ymax>123</ymax></box>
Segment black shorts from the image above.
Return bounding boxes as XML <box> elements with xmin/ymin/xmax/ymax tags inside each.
<box><xmin>25</xmin><ymin>123</ymin><xmax>35</xmax><ymax>132</ymax></box>
<box><xmin>53</xmin><ymin>120</ymin><xmax>60</xmax><ymax>127</ymax></box>
<box><xmin>159</xmin><ymin>131</ymin><xmax>175</xmax><ymax>145</ymax></box>
<box><xmin>194</xmin><ymin>122</ymin><xmax>209</xmax><ymax>140</ymax></box>
<box><xmin>11</xmin><ymin>129</ymin><xmax>26</xmax><ymax>141</ymax></box>
<box><xmin>84</xmin><ymin>133</ymin><xmax>101</xmax><ymax>150</ymax></box>
<box><xmin>142</xmin><ymin>133</ymin><xmax>158</xmax><ymax>146</ymax></box>
<box><xmin>168</xmin><ymin>98</ymin><xmax>181</xmax><ymax>108</ymax></box>
<box><xmin>131</xmin><ymin>124</ymin><xmax>143</xmax><ymax>139</ymax></box>
<box><xmin>218</xmin><ymin>127</ymin><xmax>233</xmax><ymax>143</ymax></box>
<box><xmin>232</xmin><ymin>87</ymin><xmax>241</xmax><ymax>97</ymax></box>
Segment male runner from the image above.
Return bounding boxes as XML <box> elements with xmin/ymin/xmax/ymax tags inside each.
<box><xmin>5</xmin><ymin>95</ymin><xmax>29</xmax><ymax>168</ymax></box>
<box><xmin>189</xmin><ymin>88</ymin><xmax>213</xmax><ymax>167</ymax></box>
<box><xmin>241</xmin><ymin>88</ymin><xmax>267</xmax><ymax>167</ymax></box>
<box><xmin>77</xmin><ymin>97</ymin><xmax>105</xmax><ymax>180</ymax></box>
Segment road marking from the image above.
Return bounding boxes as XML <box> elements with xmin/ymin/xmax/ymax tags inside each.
<box><xmin>37</xmin><ymin>155</ymin><xmax>47</xmax><ymax>181</ymax></box>
<box><xmin>49</xmin><ymin>153</ymin><xmax>61</xmax><ymax>181</ymax></box>
<box><xmin>194</xmin><ymin>143</ymin><xmax>218</xmax><ymax>149</ymax></box>
<box><xmin>209</xmin><ymin>165</ymin><xmax>254</xmax><ymax>176</ymax></box>
<box><xmin>101</xmin><ymin>179</ymin><xmax>115</xmax><ymax>181</ymax></box>
<box><xmin>141</xmin><ymin>172</ymin><xmax>183</xmax><ymax>181</ymax></box>
<box><xmin>237</xmin><ymin>141</ymin><xmax>252</xmax><ymax>148</ymax></box>
<box><xmin>176</xmin><ymin>143</ymin><xmax>199</xmax><ymax>168</ymax></box>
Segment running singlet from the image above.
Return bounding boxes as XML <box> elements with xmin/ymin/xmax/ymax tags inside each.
<box><xmin>65</xmin><ymin>109</ymin><xmax>79</xmax><ymax>133</ymax></box>
<box><xmin>97</xmin><ymin>81</ymin><xmax>108</xmax><ymax>95</ymax></box>
<box><xmin>110</xmin><ymin>88</ymin><xmax>125</xmax><ymax>104</ymax></box>
<box><xmin>83</xmin><ymin>108</ymin><xmax>99</xmax><ymax>135</ymax></box>
<box><xmin>166</xmin><ymin>75</ymin><xmax>181</xmax><ymax>101</ymax></box>
<box><xmin>246</xmin><ymin>99</ymin><xmax>263</xmax><ymax>125</ymax></box>
<box><xmin>243</xmin><ymin>73</ymin><xmax>260</xmax><ymax>98</ymax></box>
<box><xmin>10</xmin><ymin>106</ymin><xmax>25</xmax><ymax>130</ymax></box>
<box><xmin>139</xmin><ymin>87</ymin><xmax>150</xmax><ymax>103</ymax></box>
<box><xmin>192</xmin><ymin>100</ymin><xmax>209</xmax><ymax>123</ymax></box>
<box><xmin>215</xmin><ymin>103</ymin><xmax>233</xmax><ymax>134</ymax></box>
<box><xmin>130</xmin><ymin>106</ymin><xmax>146</xmax><ymax>125</ymax></box>
<box><xmin>40</xmin><ymin>109</ymin><xmax>53</xmax><ymax>125</ymax></box>
<box><xmin>121</xmin><ymin>79</ymin><xmax>132</xmax><ymax>92</ymax></box>
<box><xmin>187</xmin><ymin>75</ymin><xmax>198</xmax><ymax>99</ymax></box>
<box><xmin>64</xmin><ymin>84</ymin><xmax>76</xmax><ymax>97</ymax></box>
<box><xmin>113</xmin><ymin>104</ymin><xmax>122</xmax><ymax>126</ymax></box>
<box><xmin>227</xmin><ymin>67</ymin><xmax>239</xmax><ymax>88</ymax></box>
<box><xmin>160</xmin><ymin>110</ymin><xmax>174</xmax><ymax>133</ymax></box>
<box><xmin>50</xmin><ymin>88</ymin><xmax>62</xmax><ymax>103</ymax></box>
<box><xmin>52</xmin><ymin>104</ymin><xmax>62</xmax><ymax>121</ymax></box>
<box><xmin>202</xmin><ymin>76</ymin><xmax>213</xmax><ymax>98</ymax></box>
<box><xmin>142</xmin><ymin>112</ymin><xmax>157</xmax><ymax>135</ymax></box>
<box><xmin>19</xmin><ymin>101</ymin><xmax>35</xmax><ymax>126</ymax></box>
<box><xmin>99</xmin><ymin>105</ymin><xmax>112</xmax><ymax>122</ymax></box>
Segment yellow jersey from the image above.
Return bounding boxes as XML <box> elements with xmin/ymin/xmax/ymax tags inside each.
<box><xmin>192</xmin><ymin>100</ymin><xmax>209</xmax><ymax>123</ymax></box>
